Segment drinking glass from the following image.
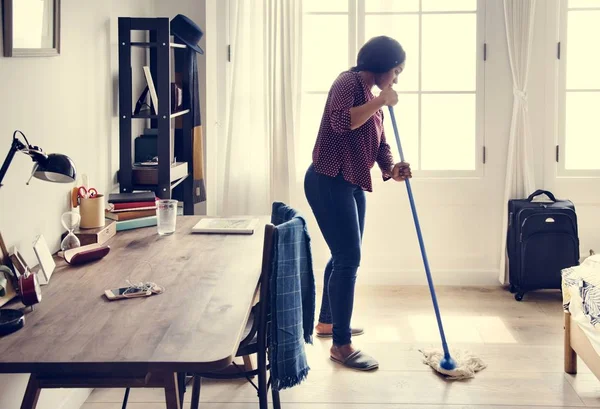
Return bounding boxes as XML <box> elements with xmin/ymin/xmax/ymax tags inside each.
<box><xmin>156</xmin><ymin>199</ymin><xmax>178</xmax><ymax>235</ymax></box>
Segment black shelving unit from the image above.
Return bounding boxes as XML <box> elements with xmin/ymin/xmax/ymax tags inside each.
<box><xmin>117</xmin><ymin>17</ymin><xmax>194</xmax><ymax>215</ymax></box>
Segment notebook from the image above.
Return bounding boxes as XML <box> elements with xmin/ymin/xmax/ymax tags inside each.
<box><xmin>191</xmin><ymin>218</ymin><xmax>258</xmax><ymax>235</ymax></box>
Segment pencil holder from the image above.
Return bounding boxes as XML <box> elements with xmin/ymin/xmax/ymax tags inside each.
<box><xmin>79</xmin><ymin>195</ymin><xmax>105</xmax><ymax>229</ymax></box>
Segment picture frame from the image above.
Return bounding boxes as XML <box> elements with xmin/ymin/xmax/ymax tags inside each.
<box><xmin>2</xmin><ymin>0</ymin><xmax>61</xmax><ymax>57</ymax></box>
<box><xmin>33</xmin><ymin>234</ymin><xmax>55</xmax><ymax>285</ymax></box>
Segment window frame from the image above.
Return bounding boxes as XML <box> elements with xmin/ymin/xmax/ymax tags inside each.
<box><xmin>301</xmin><ymin>0</ymin><xmax>487</xmax><ymax>179</ymax></box>
<box><xmin>556</xmin><ymin>0</ymin><xmax>600</xmax><ymax>178</ymax></box>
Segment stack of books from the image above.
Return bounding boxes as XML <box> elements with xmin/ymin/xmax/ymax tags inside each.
<box><xmin>106</xmin><ymin>192</ymin><xmax>158</xmax><ymax>231</ymax></box>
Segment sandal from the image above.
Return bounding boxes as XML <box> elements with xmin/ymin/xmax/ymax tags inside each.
<box><xmin>316</xmin><ymin>327</ymin><xmax>365</xmax><ymax>338</ymax></box>
<box><xmin>330</xmin><ymin>350</ymin><xmax>379</xmax><ymax>371</ymax></box>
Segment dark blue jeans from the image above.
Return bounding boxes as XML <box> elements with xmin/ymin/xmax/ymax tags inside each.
<box><xmin>304</xmin><ymin>164</ymin><xmax>365</xmax><ymax>346</ymax></box>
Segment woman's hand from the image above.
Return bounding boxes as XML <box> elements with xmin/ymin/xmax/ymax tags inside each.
<box><xmin>378</xmin><ymin>87</ymin><xmax>399</xmax><ymax>107</ymax></box>
<box><xmin>390</xmin><ymin>162</ymin><xmax>412</xmax><ymax>181</ymax></box>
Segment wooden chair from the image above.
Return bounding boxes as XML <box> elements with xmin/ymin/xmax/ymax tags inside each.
<box><xmin>121</xmin><ymin>224</ymin><xmax>279</xmax><ymax>409</ymax></box>
<box><xmin>188</xmin><ymin>223</ymin><xmax>280</xmax><ymax>409</ymax></box>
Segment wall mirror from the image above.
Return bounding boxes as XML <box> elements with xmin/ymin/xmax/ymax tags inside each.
<box><xmin>2</xmin><ymin>0</ymin><xmax>60</xmax><ymax>57</ymax></box>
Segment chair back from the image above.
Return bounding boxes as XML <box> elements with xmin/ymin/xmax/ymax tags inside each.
<box><xmin>256</xmin><ymin>224</ymin><xmax>275</xmax><ymax>348</ymax></box>
<box><xmin>237</xmin><ymin>224</ymin><xmax>275</xmax><ymax>352</ymax></box>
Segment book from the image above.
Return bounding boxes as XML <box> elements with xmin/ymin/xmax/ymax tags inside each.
<box><xmin>143</xmin><ymin>66</ymin><xmax>159</xmax><ymax>113</ymax></box>
<box><xmin>191</xmin><ymin>218</ymin><xmax>259</xmax><ymax>235</ymax></box>
<box><xmin>108</xmin><ymin>192</ymin><xmax>156</xmax><ymax>204</ymax></box>
<box><xmin>116</xmin><ymin>216</ymin><xmax>158</xmax><ymax>232</ymax></box>
<box><xmin>105</xmin><ymin>209</ymin><xmax>156</xmax><ymax>221</ymax></box>
<box><xmin>108</xmin><ymin>201</ymin><xmax>157</xmax><ymax>211</ymax></box>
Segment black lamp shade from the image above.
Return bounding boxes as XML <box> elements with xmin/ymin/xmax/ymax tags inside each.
<box><xmin>33</xmin><ymin>153</ymin><xmax>76</xmax><ymax>183</ymax></box>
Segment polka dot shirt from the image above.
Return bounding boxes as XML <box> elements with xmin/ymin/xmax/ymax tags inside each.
<box><xmin>311</xmin><ymin>70</ymin><xmax>395</xmax><ymax>192</ymax></box>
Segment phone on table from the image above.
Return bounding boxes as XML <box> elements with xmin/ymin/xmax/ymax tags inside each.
<box><xmin>104</xmin><ymin>286</ymin><xmax>151</xmax><ymax>301</ymax></box>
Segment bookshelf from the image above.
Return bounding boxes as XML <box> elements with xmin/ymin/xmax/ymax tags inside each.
<box><xmin>117</xmin><ymin>17</ymin><xmax>195</xmax><ymax>215</ymax></box>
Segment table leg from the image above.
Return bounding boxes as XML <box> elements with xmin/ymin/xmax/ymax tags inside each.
<box><xmin>20</xmin><ymin>374</ymin><xmax>41</xmax><ymax>409</ymax></box>
<box><xmin>163</xmin><ymin>372</ymin><xmax>181</xmax><ymax>409</ymax></box>
<box><xmin>243</xmin><ymin>355</ymin><xmax>256</xmax><ymax>373</ymax></box>
<box><xmin>190</xmin><ymin>376</ymin><xmax>201</xmax><ymax>409</ymax></box>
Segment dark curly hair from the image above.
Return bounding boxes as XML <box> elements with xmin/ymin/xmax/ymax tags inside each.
<box><xmin>350</xmin><ymin>36</ymin><xmax>406</xmax><ymax>74</ymax></box>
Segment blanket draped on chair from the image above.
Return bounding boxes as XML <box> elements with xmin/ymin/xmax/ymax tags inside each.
<box><xmin>269</xmin><ymin>202</ymin><xmax>315</xmax><ymax>390</ymax></box>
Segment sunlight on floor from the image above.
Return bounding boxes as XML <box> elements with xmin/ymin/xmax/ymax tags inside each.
<box><xmin>408</xmin><ymin>315</ymin><xmax>517</xmax><ymax>344</ymax></box>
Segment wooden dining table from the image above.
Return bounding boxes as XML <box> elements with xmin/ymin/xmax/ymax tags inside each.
<box><xmin>0</xmin><ymin>216</ymin><xmax>268</xmax><ymax>409</ymax></box>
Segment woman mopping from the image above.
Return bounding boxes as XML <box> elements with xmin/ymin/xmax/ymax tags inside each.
<box><xmin>304</xmin><ymin>36</ymin><xmax>411</xmax><ymax>371</ymax></box>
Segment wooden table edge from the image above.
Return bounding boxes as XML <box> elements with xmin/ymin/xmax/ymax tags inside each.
<box><xmin>0</xmin><ymin>355</ymin><xmax>234</xmax><ymax>375</ymax></box>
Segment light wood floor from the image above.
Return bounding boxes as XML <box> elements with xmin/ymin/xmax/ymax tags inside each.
<box><xmin>82</xmin><ymin>286</ymin><xmax>600</xmax><ymax>409</ymax></box>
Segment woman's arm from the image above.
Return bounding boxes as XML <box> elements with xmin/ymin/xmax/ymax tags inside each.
<box><xmin>377</xmin><ymin>129</ymin><xmax>395</xmax><ymax>179</ymax></box>
<box><xmin>377</xmin><ymin>129</ymin><xmax>412</xmax><ymax>181</ymax></box>
<box><xmin>329</xmin><ymin>74</ymin><xmax>397</xmax><ymax>134</ymax></box>
<box><xmin>349</xmin><ymin>96</ymin><xmax>386</xmax><ymax>130</ymax></box>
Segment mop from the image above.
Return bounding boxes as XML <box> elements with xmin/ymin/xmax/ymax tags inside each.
<box><xmin>388</xmin><ymin>106</ymin><xmax>487</xmax><ymax>380</ymax></box>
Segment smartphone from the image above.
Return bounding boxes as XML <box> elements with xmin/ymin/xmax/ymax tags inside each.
<box><xmin>104</xmin><ymin>286</ymin><xmax>151</xmax><ymax>300</ymax></box>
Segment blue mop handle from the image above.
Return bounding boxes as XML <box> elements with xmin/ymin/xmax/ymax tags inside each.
<box><xmin>388</xmin><ymin>106</ymin><xmax>451</xmax><ymax>360</ymax></box>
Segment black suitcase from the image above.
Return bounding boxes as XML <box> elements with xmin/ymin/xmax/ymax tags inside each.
<box><xmin>507</xmin><ymin>189</ymin><xmax>580</xmax><ymax>301</ymax></box>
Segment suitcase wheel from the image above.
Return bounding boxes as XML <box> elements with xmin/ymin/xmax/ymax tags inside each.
<box><xmin>515</xmin><ymin>293</ymin><xmax>524</xmax><ymax>302</ymax></box>
<box><xmin>509</xmin><ymin>284</ymin><xmax>517</xmax><ymax>294</ymax></box>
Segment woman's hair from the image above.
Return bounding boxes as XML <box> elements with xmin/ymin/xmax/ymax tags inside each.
<box><xmin>350</xmin><ymin>36</ymin><xmax>406</xmax><ymax>74</ymax></box>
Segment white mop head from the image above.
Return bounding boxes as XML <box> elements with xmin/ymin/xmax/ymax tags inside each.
<box><xmin>419</xmin><ymin>348</ymin><xmax>487</xmax><ymax>380</ymax></box>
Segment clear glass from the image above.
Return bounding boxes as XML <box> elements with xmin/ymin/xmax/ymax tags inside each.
<box><xmin>60</xmin><ymin>211</ymin><xmax>81</xmax><ymax>251</ymax></box>
<box><xmin>382</xmin><ymin>94</ymin><xmax>420</xmax><ymax>168</ymax></box>
<box><xmin>566</xmin><ymin>11</ymin><xmax>600</xmax><ymax>89</ymax></box>
<box><xmin>365</xmin><ymin>0</ymin><xmax>419</xmax><ymax>12</ymax></box>
<box><xmin>421</xmin><ymin>93</ymin><xmax>476</xmax><ymax>170</ymax></box>
<box><xmin>422</xmin><ymin>14</ymin><xmax>477</xmax><ymax>91</ymax></box>
<box><xmin>365</xmin><ymin>15</ymin><xmax>419</xmax><ymax>92</ymax></box>
<box><xmin>565</xmin><ymin>92</ymin><xmax>600</xmax><ymax>170</ymax></box>
<box><xmin>157</xmin><ymin>200</ymin><xmax>178</xmax><ymax>236</ymax></box>
<box><xmin>421</xmin><ymin>0</ymin><xmax>477</xmax><ymax>12</ymax></box>
<box><xmin>302</xmin><ymin>15</ymin><xmax>349</xmax><ymax>91</ymax></box>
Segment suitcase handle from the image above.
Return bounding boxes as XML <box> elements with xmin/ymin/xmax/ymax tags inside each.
<box><xmin>527</xmin><ymin>189</ymin><xmax>557</xmax><ymax>202</ymax></box>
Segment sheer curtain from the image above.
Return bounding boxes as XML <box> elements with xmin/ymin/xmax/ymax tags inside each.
<box><xmin>498</xmin><ymin>0</ymin><xmax>537</xmax><ymax>284</ymax></box>
<box><xmin>217</xmin><ymin>0</ymin><xmax>302</xmax><ymax>216</ymax></box>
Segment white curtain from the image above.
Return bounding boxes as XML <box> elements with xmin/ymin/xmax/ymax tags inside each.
<box><xmin>218</xmin><ymin>0</ymin><xmax>302</xmax><ymax>216</ymax></box>
<box><xmin>498</xmin><ymin>0</ymin><xmax>537</xmax><ymax>284</ymax></box>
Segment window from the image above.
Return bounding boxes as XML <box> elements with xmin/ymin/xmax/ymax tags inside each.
<box><xmin>300</xmin><ymin>0</ymin><xmax>486</xmax><ymax>177</ymax></box>
<box><xmin>558</xmin><ymin>0</ymin><xmax>600</xmax><ymax>175</ymax></box>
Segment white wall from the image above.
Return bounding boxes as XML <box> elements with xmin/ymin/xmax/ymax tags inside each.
<box><xmin>210</xmin><ymin>0</ymin><xmax>600</xmax><ymax>286</ymax></box>
<box><xmin>0</xmin><ymin>0</ymin><xmax>155</xmax><ymax>408</ymax></box>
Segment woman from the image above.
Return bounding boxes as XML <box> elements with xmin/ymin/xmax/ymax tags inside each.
<box><xmin>304</xmin><ymin>36</ymin><xmax>411</xmax><ymax>371</ymax></box>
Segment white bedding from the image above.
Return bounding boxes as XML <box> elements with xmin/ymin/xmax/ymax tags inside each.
<box><xmin>563</xmin><ymin>254</ymin><xmax>600</xmax><ymax>355</ymax></box>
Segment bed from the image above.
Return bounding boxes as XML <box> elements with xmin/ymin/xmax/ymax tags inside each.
<box><xmin>563</xmin><ymin>254</ymin><xmax>600</xmax><ymax>379</ymax></box>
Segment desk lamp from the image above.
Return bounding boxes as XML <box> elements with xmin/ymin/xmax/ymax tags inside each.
<box><xmin>0</xmin><ymin>130</ymin><xmax>77</xmax><ymax>188</ymax></box>
<box><xmin>0</xmin><ymin>130</ymin><xmax>76</xmax><ymax>335</ymax></box>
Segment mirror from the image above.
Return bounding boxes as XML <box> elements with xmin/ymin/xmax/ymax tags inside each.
<box><xmin>2</xmin><ymin>0</ymin><xmax>60</xmax><ymax>57</ymax></box>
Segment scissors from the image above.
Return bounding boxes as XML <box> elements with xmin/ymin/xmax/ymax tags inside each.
<box><xmin>77</xmin><ymin>186</ymin><xmax>98</xmax><ymax>199</ymax></box>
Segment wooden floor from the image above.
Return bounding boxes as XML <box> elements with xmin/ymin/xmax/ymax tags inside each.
<box><xmin>82</xmin><ymin>286</ymin><xmax>600</xmax><ymax>409</ymax></box>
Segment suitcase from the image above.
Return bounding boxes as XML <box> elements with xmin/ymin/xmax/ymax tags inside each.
<box><xmin>507</xmin><ymin>189</ymin><xmax>580</xmax><ymax>301</ymax></box>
